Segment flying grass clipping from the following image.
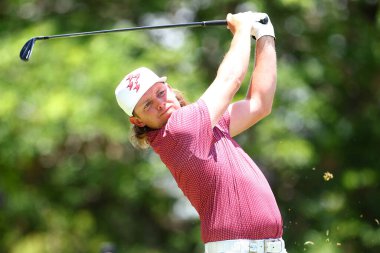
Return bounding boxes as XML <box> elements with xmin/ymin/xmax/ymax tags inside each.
<box><xmin>323</xmin><ymin>171</ymin><xmax>334</xmax><ymax>181</ymax></box>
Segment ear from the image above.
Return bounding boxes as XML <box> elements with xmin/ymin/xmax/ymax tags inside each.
<box><xmin>129</xmin><ymin>116</ymin><xmax>146</xmax><ymax>127</ymax></box>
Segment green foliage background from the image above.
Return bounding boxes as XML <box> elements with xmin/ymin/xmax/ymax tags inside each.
<box><xmin>1</xmin><ymin>0</ymin><xmax>379</xmax><ymax>252</ymax></box>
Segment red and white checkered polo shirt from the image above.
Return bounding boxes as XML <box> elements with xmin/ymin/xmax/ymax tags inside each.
<box><xmin>147</xmin><ymin>99</ymin><xmax>283</xmax><ymax>243</ymax></box>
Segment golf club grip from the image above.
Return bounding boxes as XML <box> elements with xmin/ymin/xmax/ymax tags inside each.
<box><xmin>203</xmin><ymin>20</ymin><xmax>227</xmax><ymax>26</ymax></box>
<box><xmin>203</xmin><ymin>17</ymin><xmax>268</xmax><ymax>26</ymax></box>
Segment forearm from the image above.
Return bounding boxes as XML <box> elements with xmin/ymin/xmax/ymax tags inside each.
<box><xmin>201</xmin><ymin>23</ymin><xmax>252</xmax><ymax>127</ymax></box>
<box><xmin>215</xmin><ymin>28</ymin><xmax>251</xmax><ymax>90</ymax></box>
<box><xmin>227</xmin><ymin>14</ymin><xmax>277</xmax><ymax>136</ymax></box>
<box><xmin>247</xmin><ymin>36</ymin><xmax>277</xmax><ymax>112</ymax></box>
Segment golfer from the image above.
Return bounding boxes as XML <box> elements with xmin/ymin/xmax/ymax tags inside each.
<box><xmin>115</xmin><ymin>11</ymin><xmax>286</xmax><ymax>253</ymax></box>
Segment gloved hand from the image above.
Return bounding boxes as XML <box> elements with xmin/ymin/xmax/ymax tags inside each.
<box><xmin>251</xmin><ymin>13</ymin><xmax>275</xmax><ymax>40</ymax></box>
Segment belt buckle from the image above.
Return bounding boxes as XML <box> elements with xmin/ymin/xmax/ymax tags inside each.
<box><xmin>265</xmin><ymin>239</ymin><xmax>282</xmax><ymax>253</ymax></box>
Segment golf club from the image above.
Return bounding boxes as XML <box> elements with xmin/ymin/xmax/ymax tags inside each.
<box><xmin>19</xmin><ymin>17</ymin><xmax>268</xmax><ymax>62</ymax></box>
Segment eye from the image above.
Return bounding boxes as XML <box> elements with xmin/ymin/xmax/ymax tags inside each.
<box><xmin>158</xmin><ymin>89</ymin><xmax>166</xmax><ymax>97</ymax></box>
<box><xmin>143</xmin><ymin>101</ymin><xmax>152</xmax><ymax>111</ymax></box>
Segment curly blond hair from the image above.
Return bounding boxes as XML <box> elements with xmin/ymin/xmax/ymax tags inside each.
<box><xmin>129</xmin><ymin>89</ymin><xmax>189</xmax><ymax>149</ymax></box>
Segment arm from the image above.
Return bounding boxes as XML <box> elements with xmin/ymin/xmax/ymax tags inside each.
<box><xmin>228</xmin><ymin>15</ymin><xmax>277</xmax><ymax>137</ymax></box>
<box><xmin>200</xmin><ymin>12</ymin><xmax>253</xmax><ymax>128</ymax></box>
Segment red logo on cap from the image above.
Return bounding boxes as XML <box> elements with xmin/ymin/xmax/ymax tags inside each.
<box><xmin>125</xmin><ymin>73</ymin><xmax>140</xmax><ymax>93</ymax></box>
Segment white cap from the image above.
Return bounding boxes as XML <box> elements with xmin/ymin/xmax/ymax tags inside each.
<box><xmin>115</xmin><ymin>67</ymin><xmax>167</xmax><ymax>116</ymax></box>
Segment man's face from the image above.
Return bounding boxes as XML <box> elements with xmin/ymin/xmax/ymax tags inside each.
<box><xmin>130</xmin><ymin>82</ymin><xmax>181</xmax><ymax>129</ymax></box>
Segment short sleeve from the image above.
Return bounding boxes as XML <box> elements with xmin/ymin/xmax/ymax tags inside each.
<box><xmin>215</xmin><ymin>110</ymin><xmax>231</xmax><ymax>135</ymax></box>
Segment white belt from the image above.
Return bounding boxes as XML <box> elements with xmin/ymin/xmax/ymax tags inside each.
<box><xmin>205</xmin><ymin>238</ymin><xmax>285</xmax><ymax>253</ymax></box>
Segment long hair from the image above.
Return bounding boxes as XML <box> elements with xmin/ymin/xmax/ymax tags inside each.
<box><xmin>129</xmin><ymin>89</ymin><xmax>189</xmax><ymax>149</ymax></box>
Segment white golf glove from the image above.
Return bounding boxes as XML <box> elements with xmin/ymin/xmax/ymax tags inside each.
<box><xmin>251</xmin><ymin>13</ymin><xmax>275</xmax><ymax>40</ymax></box>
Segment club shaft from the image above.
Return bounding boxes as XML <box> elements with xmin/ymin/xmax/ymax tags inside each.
<box><xmin>20</xmin><ymin>17</ymin><xmax>268</xmax><ymax>61</ymax></box>
<box><xmin>35</xmin><ymin>20</ymin><xmax>228</xmax><ymax>40</ymax></box>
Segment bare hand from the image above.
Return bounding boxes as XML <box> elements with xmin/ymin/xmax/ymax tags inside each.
<box><xmin>226</xmin><ymin>12</ymin><xmax>254</xmax><ymax>35</ymax></box>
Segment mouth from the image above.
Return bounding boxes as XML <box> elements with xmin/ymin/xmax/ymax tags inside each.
<box><xmin>160</xmin><ymin>106</ymin><xmax>172</xmax><ymax>117</ymax></box>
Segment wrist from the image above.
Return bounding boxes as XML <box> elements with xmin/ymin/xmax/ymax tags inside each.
<box><xmin>256</xmin><ymin>27</ymin><xmax>275</xmax><ymax>40</ymax></box>
<box><xmin>237</xmin><ymin>24</ymin><xmax>252</xmax><ymax>34</ymax></box>
<box><xmin>257</xmin><ymin>35</ymin><xmax>276</xmax><ymax>42</ymax></box>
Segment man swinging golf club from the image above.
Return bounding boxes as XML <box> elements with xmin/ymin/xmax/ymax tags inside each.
<box><xmin>115</xmin><ymin>11</ymin><xmax>286</xmax><ymax>253</ymax></box>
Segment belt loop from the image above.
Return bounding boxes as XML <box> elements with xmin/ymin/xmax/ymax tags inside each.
<box><xmin>265</xmin><ymin>239</ymin><xmax>283</xmax><ymax>253</ymax></box>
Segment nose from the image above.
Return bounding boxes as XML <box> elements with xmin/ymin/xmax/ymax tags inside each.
<box><xmin>155</xmin><ymin>97</ymin><xmax>165</xmax><ymax>111</ymax></box>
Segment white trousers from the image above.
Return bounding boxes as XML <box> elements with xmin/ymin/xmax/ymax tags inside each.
<box><xmin>205</xmin><ymin>238</ymin><xmax>287</xmax><ymax>253</ymax></box>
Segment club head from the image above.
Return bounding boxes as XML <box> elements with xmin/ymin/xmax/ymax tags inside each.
<box><xmin>19</xmin><ymin>38</ymin><xmax>37</xmax><ymax>62</ymax></box>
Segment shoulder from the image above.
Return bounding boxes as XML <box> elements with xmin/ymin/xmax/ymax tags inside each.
<box><xmin>167</xmin><ymin>99</ymin><xmax>211</xmax><ymax>133</ymax></box>
<box><xmin>149</xmin><ymin>100</ymin><xmax>213</xmax><ymax>148</ymax></box>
